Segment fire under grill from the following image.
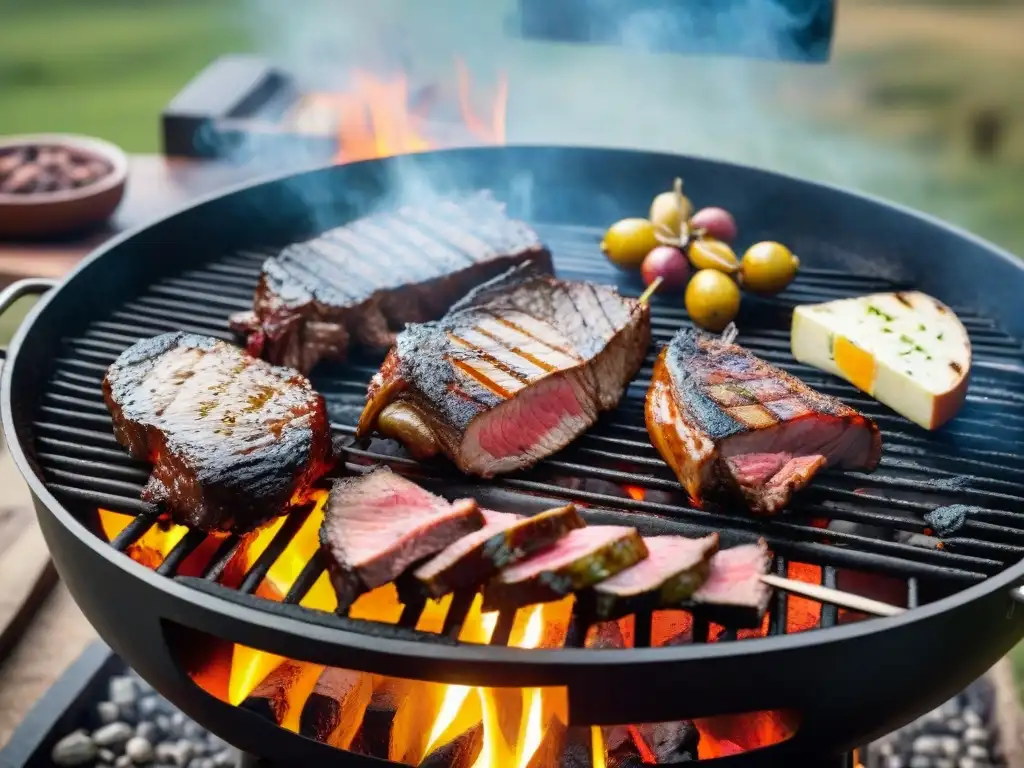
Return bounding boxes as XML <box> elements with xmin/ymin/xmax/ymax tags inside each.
<box><xmin>19</xmin><ymin>196</ymin><xmax>1024</xmax><ymax>765</ymax></box>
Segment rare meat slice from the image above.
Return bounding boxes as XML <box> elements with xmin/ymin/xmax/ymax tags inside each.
<box><xmin>356</xmin><ymin>263</ymin><xmax>652</xmax><ymax>477</ymax></box>
<box><xmin>584</xmin><ymin>534</ymin><xmax>719</xmax><ymax>620</ymax></box>
<box><xmin>229</xmin><ymin>191</ymin><xmax>552</xmax><ymax>374</ymax></box>
<box><xmin>692</xmin><ymin>540</ymin><xmax>771</xmax><ymax>627</ymax></box>
<box><xmin>646</xmin><ymin>324</ymin><xmax>882</xmax><ymax>514</ymax></box>
<box><xmin>102</xmin><ymin>332</ymin><xmax>332</xmax><ymax>533</ymax></box>
<box><xmin>320</xmin><ymin>468</ymin><xmax>485</xmax><ymax>610</ymax></box>
<box><xmin>411</xmin><ymin>504</ymin><xmax>586</xmax><ymax>598</ymax></box>
<box><xmin>481</xmin><ymin>526</ymin><xmax>648</xmax><ymax>611</ymax></box>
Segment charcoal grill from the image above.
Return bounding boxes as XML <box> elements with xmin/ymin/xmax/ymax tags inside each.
<box><xmin>3</xmin><ymin>146</ymin><xmax>1024</xmax><ymax>766</ymax></box>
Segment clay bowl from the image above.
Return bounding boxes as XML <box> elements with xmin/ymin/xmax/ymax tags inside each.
<box><xmin>0</xmin><ymin>134</ymin><xmax>128</xmax><ymax>239</ymax></box>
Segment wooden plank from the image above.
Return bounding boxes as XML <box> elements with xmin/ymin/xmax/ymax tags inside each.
<box><xmin>0</xmin><ymin>521</ymin><xmax>58</xmax><ymax>664</ymax></box>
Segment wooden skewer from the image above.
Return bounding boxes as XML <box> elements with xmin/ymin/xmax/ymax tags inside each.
<box><xmin>638</xmin><ymin>276</ymin><xmax>663</xmax><ymax>306</ymax></box>
<box><xmin>760</xmin><ymin>574</ymin><xmax>906</xmax><ymax>618</ymax></box>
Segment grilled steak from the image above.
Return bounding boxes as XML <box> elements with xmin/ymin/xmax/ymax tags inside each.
<box><xmin>356</xmin><ymin>263</ymin><xmax>652</xmax><ymax>477</ymax></box>
<box><xmin>230</xmin><ymin>191</ymin><xmax>551</xmax><ymax>374</ymax></box>
<box><xmin>320</xmin><ymin>467</ymin><xmax>485</xmax><ymax>610</ymax></box>
<box><xmin>584</xmin><ymin>534</ymin><xmax>720</xmax><ymax>619</ymax></box>
<box><xmin>481</xmin><ymin>526</ymin><xmax>648</xmax><ymax>610</ymax></box>
<box><xmin>103</xmin><ymin>332</ymin><xmax>332</xmax><ymax>533</ymax></box>
<box><xmin>411</xmin><ymin>504</ymin><xmax>585</xmax><ymax>598</ymax></box>
<box><xmin>647</xmin><ymin>325</ymin><xmax>882</xmax><ymax>514</ymax></box>
<box><xmin>692</xmin><ymin>540</ymin><xmax>771</xmax><ymax>627</ymax></box>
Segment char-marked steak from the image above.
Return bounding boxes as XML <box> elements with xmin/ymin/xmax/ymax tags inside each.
<box><xmin>691</xmin><ymin>540</ymin><xmax>771</xmax><ymax>627</ymax></box>
<box><xmin>356</xmin><ymin>263</ymin><xmax>652</xmax><ymax>477</ymax></box>
<box><xmin>230</xmin><ymin>191</ymin><xmax>551</xmax><ymax>374</ymax></box>
<box><xmin>320</xmin><ymin>468</ymin><xmax>485</xmax><ymax>611</ymax></box>
<box><xmin>411</xmin><ymin>504</ymin><xmax>585</xmax><ymax>598</ymax></box>
<box><xmin>584</xmin><ymin>534</ymin><xmax>720</xmax><ymax>619</ymax></box>
<box><xmin>102</xmin><ymin>333</ymin><xmax>332</xmax><ymax>533</ymax></box>
<box><xmin>481</xmin><ymin>526</ymin><xmax>648</xmax><ymax>611</ymax></box>
<box><xmin>647</xmin><ymin>325</ymin><xmax>882</xmax><ymax>514</ymax></box>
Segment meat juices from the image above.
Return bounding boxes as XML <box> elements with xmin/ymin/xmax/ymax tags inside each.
<box><xmin>320</xmin><ymin>468</ymin><xmax>485</xmax><ymax>611</ymax></box>
<box><xmin>356</xmin><ymin>263</ymin><xmax>652</xmax><ymax>477</ymax></box>
<box><xmin>103</xmin><ymin>333</ymin><xmax>332</xmax><ymax>534</ymax></box>
<box><xmin>230</xmin><ymin>191</ymin><xmax>551</xmax><ymax>374</ymax></box>
<box><xmin>647</xmin><ymin>325</ymin><xmax>882</xmax><ymax>514</ymax></box>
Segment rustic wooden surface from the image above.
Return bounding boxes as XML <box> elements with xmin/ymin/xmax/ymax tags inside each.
<box><xmin>0</xmin><ymin>155</ymin><xmax>277</xmax><ymax>285</ymax></box>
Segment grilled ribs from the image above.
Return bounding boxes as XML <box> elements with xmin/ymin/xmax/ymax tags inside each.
<box><xmin>230</xmin><ymin>191</ymin><xmax>551</xmax><ymax>374</ymax></box>
<box><xmin>356</xmin><ymin>263</ymin><xmax>652</xmax><ymax>477</ymax></box>
<box><xmin>103</xmin><ymin>333</ymin><xmax>332</xmax><ymax>533</ymax></box>
<box><xmin>647</xmin><ymin>325</ymin><xmax>881</xmax><ymax>514</ymax></box>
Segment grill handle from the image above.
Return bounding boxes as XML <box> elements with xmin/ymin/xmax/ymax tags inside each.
<box><xmin>0</xmin><ymin>278</ymin><xmax>57</xmax><ymax>362</ymax></box>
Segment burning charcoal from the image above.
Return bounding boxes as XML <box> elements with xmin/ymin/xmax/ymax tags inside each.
<box><xmin>411</xmin><ymin>504</ymin><xmax>585</xmax><ymax>598</ymax></box>
<box><xmin>633</xmin><ymin>720</ymin><xmax>701</xmax><ymax>763</ymax></box>
<box><xmin>689</xmin><ymin>540</ymin><xmax>771</xmax><ymax>628</ymax></box>
<box><xmin>481</xmin><ymin>527</ymin><xmax>648</xmax><ymax>611</ymax></box>
<box><xmin>583</xmin><ymin>535</ymin><xmax>719</xmax><ymax>620</ymax></box>
<box><xmin>125</xmin><ymin>736</ymin><xmax>154</xmax><ymax>763</ymax></box>
<box><xmin>93</xmin><ymin>721</ymin><xmax>133</xmax><ymax>751</ymax></box>
<box><xmin>299</xmin><ymin>668</ymin><xmax>372</xmax><ymax>749</ymax></box>
<box><xmin>559</xmin><ymin>726</ymin><xmax>595</xmax><ymax>768</ymax></box>
<box><xmin>419</xmin><ymin>722</ymin><xmax>484</xmax><ymax>768</ymax></box>
<box><xmin>321</xmin><ymin>468</ymin><xmax>485</xmax><ymax>611</ymax></box>
<box><xmin>97</xmin><ymin>700</ymin><xmax>121</xmax><ymax>725</ymax></box>
<box><xmin>240</xmin><ymin>660</ymin><xmax>306</xmax><ymax>726</ymax></box>
<box><xmin>350</xmin><ymin>680</ymin><xmax>402</xmax><ymax>759</ymax></box>
<box><xmin>52</xmin><ymin>730</ymin><xmax>98</xmax><ymax>766</ymax></box>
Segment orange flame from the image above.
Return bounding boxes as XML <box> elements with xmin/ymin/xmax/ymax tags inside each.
<box><xmin>300</xmin><ymin>58</ymin><xmax>507</xmax><ymax>164</ymax></box>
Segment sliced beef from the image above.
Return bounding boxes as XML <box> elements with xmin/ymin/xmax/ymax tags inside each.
<box><xmin>692</xmin><ymin>540</ymin><xmax>771</xmax><ymax>627</ymax></box>
<box><xmin>102</xmin><ymin>332</ymin><xmax>332</xmax><ymax>533</ymax></box>
<box><xmin>646</xmin><ymin>324</ymin><xmax>882</xmax><ymax>514</ymax></box>
<box><xmin>320</xmin><ymin>467</ymin><xmax>485</xmax><ymax>610</ymax></box>
<box><xmin>584</xmin><ymin>534</ymin><xmax>720</xmax><ymax>619</ymax></box>
<box><xmin>481</xmin><ymin>526</ymin><xmax>648</xmax><ymax>611</ymax></box>
<box><xmin>229</xmin><ymin>191</ymin><xmax>551</xmax><ymax>374</ymax></box>
<box><xmin>356</xmin><ymin>263</ymin><xmax>652</xmax><ymax>477</ymax></box>
<box><xmin>411</xmin><ymin>504</ymin><xmax>585</xmax><ymax>598</ymax></box>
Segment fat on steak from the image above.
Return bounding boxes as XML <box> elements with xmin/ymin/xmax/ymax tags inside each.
<box><xmin>646</xmin><ymin>325</ymin><xmax>882</xmax><ymax>515</ymax></box>
<box><xmin>355</xmin><ymin>263</ymin><xmax>652</xmax><ymax>477</ymax></box>
<box><xmin>320</xmin><ymin>467</ymin><xmax>485</xmax><ymax>611</ymax></box>
<box><xmin>229</xmin><ymin>191</ymin><xmax>551</xmax><ymax>374</ymax></box>
<box><xmin>102</xmin><ymin>332</ymin><xmax>333</xmax><ymax>534</ymax></box>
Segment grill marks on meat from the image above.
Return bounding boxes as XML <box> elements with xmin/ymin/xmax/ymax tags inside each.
<box><xmin>356</xmin><ymin>263</ymin><xmax>652</xmax><ymax>477</ymax></box>
<box><xmin>647</xmin><ymin>325</ymin><xmax>882</xmax><ymax>514</ymax></box>
<box><xmin>320</xmin><ymin>468</ymin><xmax>485</xmax><ymax>611</ymax></box>
<box><xmin>585</xmin><ymin>534</ymin><xmax>720</xmax><ymax>619</ymax></box>
<box><xmin>229</xmin><ymin>192</ymin><xmax>551</xmax><ymax>373</ymax></box>
<box><xmin>481</xmin><ymin>526</ymin><xmax>648</xmax><ymax>611</ymax></box>
<box><xmin>102</xmin><ymin>333</ymin><xmax>332</xmax><ymax>533</ymax></box>
<box><xmin>411</xmin><ymin>504</ymin><xmax>586</xmax><ymax>598</ymax></box>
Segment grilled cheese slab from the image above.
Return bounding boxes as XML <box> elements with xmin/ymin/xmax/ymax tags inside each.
<box><xmin>791</xmin><ymin>291</ymin><xmax>970</xmax><ymax>430</ymax></box>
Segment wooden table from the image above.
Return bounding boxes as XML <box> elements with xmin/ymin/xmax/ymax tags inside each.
<box><xmin>0</xmin><ymin>155</ymin><xmax>278</xmax><ymax>285</ymax></box>
<box><xmin>0</xmin><ymin>155</ymin><xmax>271</xmax><ymax>745</ymax></box>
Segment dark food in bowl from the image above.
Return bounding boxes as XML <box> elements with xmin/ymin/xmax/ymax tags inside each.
<box><xmin>0</xmin><ymin>144</ymin><xmax>112</xmax><ymax>195</ymax></box>
<box><xmin>229</xmin><ymin>190</ymin><xmax>552</xmax><ymax>374</ymax></box>
<box><xmin>355</xmin><ymin>262</ymin><xmax>652</xmax><ymax>477</ymax></box>
<box><xmin>102</xmin><ymin>332</ymin><xmax>333</xmax><ymax>534</ymax></box>
<box><xmin>646</xmin><ymin>324</ymin><xmax>882</xmax><ymax>515</ymax></box>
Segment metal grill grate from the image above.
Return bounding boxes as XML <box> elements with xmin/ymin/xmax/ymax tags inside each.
<box><xmin>31</xmin><ymin>223</ymin><xmax>1024</xmax><ymax>650</ymax></box>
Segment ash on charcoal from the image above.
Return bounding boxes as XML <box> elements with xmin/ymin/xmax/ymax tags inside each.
<box><xmin>924</xmin><ymin>505</ymin><xmax>980</xmax><ymax>537</ymax></box>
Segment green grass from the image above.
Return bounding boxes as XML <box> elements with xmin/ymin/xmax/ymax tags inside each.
<box><xmin>0</xmin><ymin>0</ymin><xmax>255</xmax><ymax>151</ymax></box>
